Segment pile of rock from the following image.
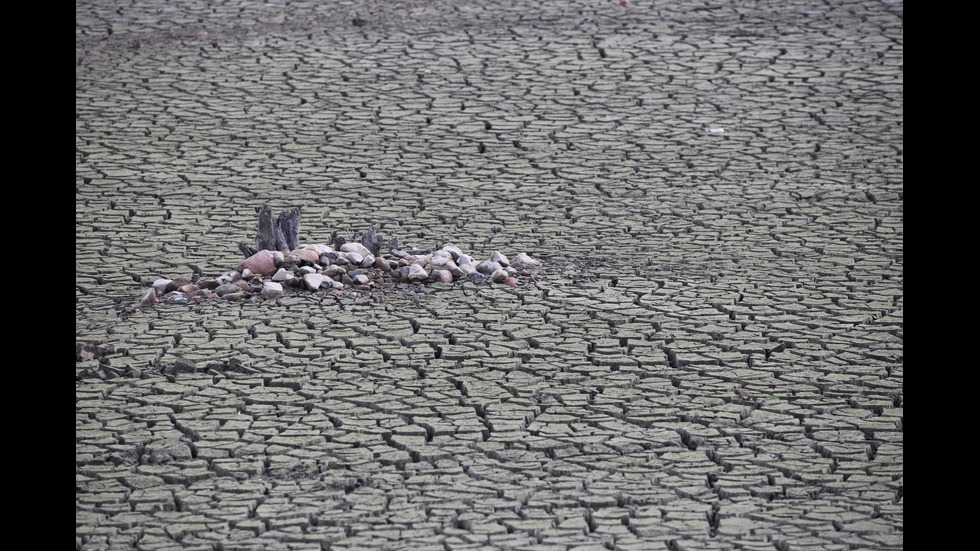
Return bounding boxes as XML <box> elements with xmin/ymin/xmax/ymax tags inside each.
<box><xmin>140</xmin><ymin>244</ymin><xmax>542</xmax><ymax>307</ymax></box>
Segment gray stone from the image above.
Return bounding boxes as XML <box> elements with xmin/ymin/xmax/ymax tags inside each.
<box><xmin>347</xmin><ymin>251</ymin><xmax>364</xmax><ymax>265</ymax></box>
<box><xmin>214</xmin><ymin>284</ymin><xmax>240</xmax><ymax>297</ymax></box>
<box><xmin>477</xmin><ymin>261</ymin><xmax>502</xmax><ymax>275</ymax></box>
<box><xmin>431</xmin><ymin>269</ymin><xmax>453</xmax><ymax>283</ymax></box>
<box><xmin>271</xmin><ymin>268</ymin><xmax>291</xmax><ymax>282</ymax></box>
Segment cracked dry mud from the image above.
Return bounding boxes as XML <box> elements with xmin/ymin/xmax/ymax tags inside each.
<box><xmin>76</xmin><ymin>0</ymin><xmax>903</xmax><ymax>550</ymax></box>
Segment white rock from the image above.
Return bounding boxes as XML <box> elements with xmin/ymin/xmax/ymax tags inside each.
<box><xmin>140</xmin><ymin>287</ymin><xmax>158</xmax><ymax>307</ymax></box>
<box><xmin>440</xmin><ymin>245</ymin><xmax>464</xmax><ymax>260</ymax></box>
<box><xmin>431</xmin><ymin>255</ymin><xmax>464</xmax><ymax>276</ymax></box>
<box><xmin>340</xmin><ymin>242</ymin><xmax>372</xmax><ymax>257</ymax></box>
<box><xmin>152</xmin><ymin>279</ymin><xmax>172</xmax><ymax>295</ymax></box>
<box><xmin>511</xmin><ymin>253</ymin><xmax>542</xmax><ymax>271</ymax></box>
<box><xmin>272</xmin><ymin>268</ymin><xmax>291</xmax><ymax>282</ymax></box>
<box><xmin>261</xmin><ymin>281</ymin><xmax>284</xmax><ymax>300</ymax></box>
<box><xmin>303</xmin><ymin>273</ymin><xmax>324</xmax><ymax>291</ymax></box>
<box><xmin>489</xmin><ymin>268</ymin><xmax>508</xmax><ymax>282</ymax></box>
<box><xmin>407</xmin><ymin>264</ymin><xmax>428</xmax><ymax>281</ymax></box>
<box><xmin>347</xmin><ymin>251</ymin><xmax>364</xmax><ymax>265</ymax></box>
<box><xmin>490</xmin><ymin>251</ymin><xmax>510</xmax><ymax>266</ymax></box>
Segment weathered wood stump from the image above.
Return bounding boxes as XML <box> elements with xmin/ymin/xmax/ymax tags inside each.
<box><xmin>238</xmin><ymin>205</ymin><xmax>302</xmax><ymax>257</ymax></box>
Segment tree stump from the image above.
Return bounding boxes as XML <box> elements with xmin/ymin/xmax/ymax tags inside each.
<box><xmin>238</xmin><ymin>205</ymin><xmax>301</xmax><ymax>257</ymax></box>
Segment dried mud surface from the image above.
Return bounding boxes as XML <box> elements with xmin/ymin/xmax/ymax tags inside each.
<box><xmin>77</xmin><ymin>1</ymin><xmax>903</xmax><ymax>549</ymax></box>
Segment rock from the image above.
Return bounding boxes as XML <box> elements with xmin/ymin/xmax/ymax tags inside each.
<box><xmin>340</xmin><ymin>242</ymin><xmax>371</xmax><ymax>257</ymax></box>
<box><xmin>457</xmin><ymin>262</ymin><xmax>478</xmax><ymax>275</ymax></box>
<box><xmin>504</xmin><ymin>277</ymin><xmax>519</xmax><ymax>287</ymax></box>
<box><xmin>457</xmin><ymin>254</ymin><xmax>474</xmax><ymax>266</ymax></box>
<box><xmin>327</xmin><ymin>278</ymin><xmax>344</xmax><ymax>289</ymax></box>
<box><xmin>441</xmin><ymin>245</ymin><xmax>464</xmax><ymax>260</ymax></box>
<box><xmin>272</xmin><ymin>268</ymin><xmax>291</xmax><ymax>282</ymax></box>
<box><xmin>511</xmin><ymin>253</ymin><xmax>542</xmax><ymax>271</ymax></box>
<box><xmin>477</xmin><ymin>261</ymin><xmax>502</xmax><ymax>275</ymax></box>
<box><xmin>323</xmin><ymin>265</ymin><xmax>346</xmax><ymax>277</ymax></box>
<box><xmin>353</xmin><ymin>274</ymin><xmax>370</xmax><ymax>285</ymax></box>
<box><xmin>271</xmin><ymin>251</ymin><xmax>285</xmax><ymax>267</ymax></box>
<box><xmin>346</xmin><ymin>251</ymin><xmax>364</xmax><ymax>265</ymax></box>
<box><xmin>297</xmin><ymin>266</ymin><xmax>317</xmax><ymax>276</ymax></box>
<box><xmin>261</xmin><ymin>281</ymin><xmax>284</xmax><ymax>300</ymax></box>
<box><xmin>362</xmin><ymin>254</ymin><xmax>375</xmax><ymax>268</ymax></box>
<box><xmin>242</xmin><ymin>250</ymin><xmax>278</xmax><ymax>276</ymax></box>
<box><xmin>214</xmin><ymin>284</ymin><xmax>240</xmax><ymax>297</ymax></box>
<box><xmin>374</xmin><ymin>255</ymin><xmax>391</xmax><ymax>271</ymax></box>
<box><xmin>407</xmin><ymin>264</ymin><xmax>428</xmax><ymax>281</ymax></box>
<box><xmin>489</xmin><ymin>268</ymin><xmax>508</xmax><ymax>282</ymax></box>
<box><xmin>140</xmin><ymin>288</ymin><xmax>158</xmax><ymax>307</ymax></box>
<box><xmin>291</xmin><ymin>248</ymin><xmax>319</xmax><ymax>265</ymax></box>
<box><xmin>491</xmin><ymin>251</ymin><xmax>510</xmax><ymax>266</ymax></box>
<box><xmin>196</xmin><ymin>279</ymin><xmax>219</xmax><ymax>290</ymax></box>
<box><xmin>152</xmin><ymin>279</ymin><xmax>172</xmax><ymax>295</ymax></box>
<box><xmin>430</xmin><ymin>255</ymin><xmax>463</xmax><ymax>276</ymax></box>
<box><xmin>303</xmin><ymin>273</ymin><xmax>324</xmax><ymax>291</ymax></box>
<box><xmin>431</xmin><ymin>269</ymin><xmax>453</xmax><ymax>283</ymax></box>
<box><xmin>177</xmin><ymin>284</ymin><xmax>199</xmax><ymax>293</ymax></box>
<box><xmin>165</xmin><ymin>278</ymin><xmax>192</xmax><ymax>292</ymax></box>
<box><xmin>221</xmin><ymin>291</ymin><xmax>245</xmax><ymax>301</ymax></box>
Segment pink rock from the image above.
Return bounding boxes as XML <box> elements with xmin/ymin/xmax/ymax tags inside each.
<box><xmin>291</xmin><ymin>248</ymin><xmax>320</xmax><ymax>265</ymax></box>
<box><xmin>242</xmin><ymin>250</ymin><xmax>278</xmax><ymax>276</ymax></box>
<box><xmin>178</xmin><ymin>284</ymin><xmax>199</xmax><ymax>293</ymax></box>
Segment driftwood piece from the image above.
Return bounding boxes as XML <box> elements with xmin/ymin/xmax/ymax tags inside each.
<box><xmin>239</xmin><ymin>205</ymin><xmax>301</xmax><ymax>257</ymax></box>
